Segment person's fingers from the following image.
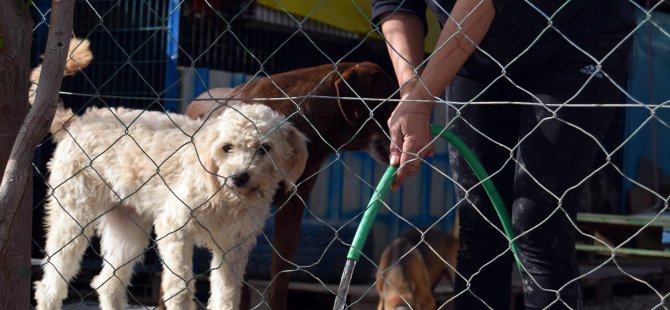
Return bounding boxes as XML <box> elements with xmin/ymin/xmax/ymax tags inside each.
<box><xmin>390</xmin><ymin>170</ymin><xmax>406</xmax><ymax>192</ymax></box>
<box><xmin>388</xmin><ymin>120</ymin><xmax>403</xmax><ymax>167</ymax></box>
<box><xmin>391</xmin><ymin>134</ymin><xmax>423</xmax><ymax>191</ymax></box>
<box><xmin>394</xmin><ymin>129</ymin><xmax>435</xmax><ymax>191</ymax></box>
<box><xmin>389</xmin><ymin>143</ymin><xmax>401</xmax><ymax>167</ymax></box>
<box><xmin>389</xmin><ymin>126</ymin><xmax>406</xmax><ymax>191</ymax></box>
<box><xmin>391</xmin><ymin>154</ymin><xmax>417</xmax><ymax>192</ymax></box>
<box><xmin>387</xmin><ymin>100</ymin><xmax>434</xmax><ymax>191</ymax></box>
<box><xmin>400</xmin><ymin>136</ymin><xmax>422</xmax><ymax>177</ymax></box>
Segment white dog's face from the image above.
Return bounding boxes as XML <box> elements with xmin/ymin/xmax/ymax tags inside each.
<box><xmin>199</xmin><ymin>104</ymin><xmax>308</xmax><ymax>199</ymax></box>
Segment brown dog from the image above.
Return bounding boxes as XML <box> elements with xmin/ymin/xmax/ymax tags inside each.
<box><xmin>185</xmin><ymin>62</ymin><xmax>398</xmax><ymax>310</ymax></box>
<box><xmin>376</xmin><ymin>229</ymin><xmax>459</xmax><ymax>310</ymax></box>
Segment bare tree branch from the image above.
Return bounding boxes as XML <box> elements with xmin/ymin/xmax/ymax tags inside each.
<box><xmin>0</xmin><ymin>0</ymin><xmax>75</xmax><ymax>252</ymax></box>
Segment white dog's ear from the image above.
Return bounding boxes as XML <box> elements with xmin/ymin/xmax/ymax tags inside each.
<box><xmin>196</xmin><ymin>128</ymin><xmax>223</xmax><ymax>196</ymax></box>
<box><xmin>280</xmin><ymin>125</ymin><xmax>308</xmax><ymax>193</ymax></box>
<box><xmin>204</xmin><ymin>157</ymin><xmax>222</xmax><ymax>196</ymax></box>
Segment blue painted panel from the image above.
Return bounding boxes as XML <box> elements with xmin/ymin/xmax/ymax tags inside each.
<box><xmin>192</xmin><ymin>67</ymin><xmax>210</xmax><ymax>99</ymax></box>
<box><xmin>662</xmin><ymin>229</ymin><xmax>670</xmax><ymax>246</ymax></box>
<box><xmin>162</xmin><ymin>0</ymin><xmax>180</xmax><ymax>112</ymax></box>
<box><xmin>623</xmin><ymin>10</ymin><xmax>670</xmax><ymax>213</ymax></box>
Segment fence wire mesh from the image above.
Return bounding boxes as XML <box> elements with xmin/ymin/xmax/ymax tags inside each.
<box><xmin>26</xmin><ymin>0</ymin><xmax>670</xmax><ymax>309</ymax></box>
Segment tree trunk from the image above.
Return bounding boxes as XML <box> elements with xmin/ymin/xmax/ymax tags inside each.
<box><xmin>0</xmin><ymin>0</ymin><xmax>34</xmax><ymax>307</ymax></box>
<box><xmin>1</xmin><ymin>0</ymin><xmax>77</xmax><ymax>307</ymax></box>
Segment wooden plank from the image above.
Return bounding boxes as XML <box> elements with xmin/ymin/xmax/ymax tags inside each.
<box><xmin>577</xmin><ymin>212</ymin><xmax>670</xmax><ymax>228</ymax></box>
<box><xmin>576</xmin><ymin>244</ymin><xmax>670</xmax><ymax>258</ymax></box>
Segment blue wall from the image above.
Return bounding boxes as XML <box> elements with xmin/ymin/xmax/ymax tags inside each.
<box><xmin>623</xmin><ymin>10</ymin><xmax>670</xmax><ymax>212</ymax></box>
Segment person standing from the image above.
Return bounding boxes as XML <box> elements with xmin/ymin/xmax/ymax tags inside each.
<box><xmin>372</xmin><ymin>0</ymin><xmax>634</xmax><ymax>308</ymax></box>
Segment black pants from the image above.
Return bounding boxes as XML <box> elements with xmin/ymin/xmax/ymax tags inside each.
<box><xmin>447</xmin><ymin>35</ymin><xmax>631</xmax><ymax>309</ymax></box>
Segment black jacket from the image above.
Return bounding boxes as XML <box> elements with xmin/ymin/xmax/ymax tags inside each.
<box><xmin>371</xmin><ymin>0</ymin><xmax>635</xmax><ymax>81</ymax></box>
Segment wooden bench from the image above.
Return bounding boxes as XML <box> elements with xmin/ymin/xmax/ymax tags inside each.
<box><xmin>576</xmin><ymin>212</ymin><xmax>670</xmax><ymax>303</ymax></box>
<box><xmin>576</xmin><ymin>212</ymin><xmax>670</xmax><ymax>257</ymax></box>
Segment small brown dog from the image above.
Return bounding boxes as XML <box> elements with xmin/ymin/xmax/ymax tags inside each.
<box><xmin>184</xmin><ymin>61</ymin><xmax>398</xmax><ymax>310</ymax></box>
<box><xmin>376</xmin><ymin>229</ymin><xmax>459</xmax><ymax>310</ymax></box>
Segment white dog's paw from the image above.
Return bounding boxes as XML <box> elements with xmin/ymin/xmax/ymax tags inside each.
<box><xmin>34</xmin><ymin>280</ymin><xmax>63</xmax><ymax>310</ymax></box>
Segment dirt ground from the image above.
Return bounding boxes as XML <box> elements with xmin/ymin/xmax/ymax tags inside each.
<box><xmin>584</xmin><ymin>294</ymin><xmax>669</xmax><ymax>310</ymax></box>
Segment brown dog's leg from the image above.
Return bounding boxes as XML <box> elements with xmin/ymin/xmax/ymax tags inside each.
<box><xmin>269</xmin><ymin>177</ymin><xmax>318</xmax><ymax>310</ymax></box>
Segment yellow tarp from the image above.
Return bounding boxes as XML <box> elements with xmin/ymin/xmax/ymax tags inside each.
<box><xmin>256</xmin><ymin>0</ymin><xmax>440</xmax><ymax>52</ymax></box>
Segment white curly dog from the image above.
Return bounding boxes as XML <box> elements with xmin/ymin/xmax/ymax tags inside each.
<box><xmin>34</xmin><ymin>102</ymin><xmax>308</xmax><ymax>310</ymax></box>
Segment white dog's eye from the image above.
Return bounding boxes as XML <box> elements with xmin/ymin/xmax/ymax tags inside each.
<box><xmin>257</xmin><ymin>143</ymin><xmax>271</xmax><ymax>155</ymax></box>
<box><xmin>223</xmin><ymin>144</ymin><xmax>233</xmax><ymax>153</ymax></box>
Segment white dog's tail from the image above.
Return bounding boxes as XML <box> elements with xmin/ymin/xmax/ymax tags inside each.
<box><xmin>29</xmin><ymin>37</ymin><xmax>93</xmax><ymax>105</ymax></box>
<box><xmin>29</xmin><ymin>37</ymin><xmax>92</xmax><ymax>141</ymax></box>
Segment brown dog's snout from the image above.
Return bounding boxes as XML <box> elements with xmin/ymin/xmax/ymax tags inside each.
<box><xmin>231</xmin><ymin>172</ymin><xmax>250</xmax><ymax>187</ymax></box>
<box><xmin>369</xmin><ymin>134</ymin><xmax>391</xmax><ymax>164</ymax></box>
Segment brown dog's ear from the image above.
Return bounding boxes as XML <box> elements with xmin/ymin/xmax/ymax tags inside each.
<box><xmin>334</xmin><ymin>64</ymin><xmax>372</xmax><ymax>124</ymax></box>
<box><xmin>186</xmin><ymin>101</ymin><xmax>217</xmax><ymax>119</ymax></box>
<box><xmin>376</xmin><ymin>250</ymin><xmax>389</xmax><ymax>310</ymax></box>
<box><xmin>405</xmin><ymin>253</ymin><xmax>434</xmax><ymax>310</ymax></box>
<box><xmin>334</xmin><ymin>62</ymin><xmax>398</xmax><ymax>123</ymax></box>
<box><xmin>280</xmin><ymin>125</ymin><xmax>309</xmax><ymax>193</ymax></box>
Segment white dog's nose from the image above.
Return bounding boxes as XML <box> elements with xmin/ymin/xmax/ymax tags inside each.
<box><xmin>231</xmin><ymin>172</ymin><xmax>250</xmax><ymax>187</ymax></box>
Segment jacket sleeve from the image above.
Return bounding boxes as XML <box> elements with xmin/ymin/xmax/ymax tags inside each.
<box><xmin>371</xmin><ymin>0</ymin><xmax>428</xmax><ymax>30</ymax></box>
<box><xmin>491</xmin><ymin>0</ymin><xmax>506</xmax><ymax>14</ymax></box>
<box><xmin>371</xmin><ymin>0</ymin><xmax>506</xmax><ymax>31</ymax></box>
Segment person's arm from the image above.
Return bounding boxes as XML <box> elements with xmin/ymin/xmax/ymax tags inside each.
<box><xmin>379</xmin><ymin>12</ymin><xmax>426</xmax><ymax>98</ymax></box>
<box><xmin>382</xmin><ymin>0</ymin><xmax>496</xmax><ymax>191</ymax></box>
<box><xmin>412</xmin><ymin>0</ymin><xmax>495</xmax><ymax>100</ymax></box>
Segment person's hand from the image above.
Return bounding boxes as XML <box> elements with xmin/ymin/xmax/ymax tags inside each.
<box><xmin>387</xmin><ymin>92</ymin><xmax>435</xmax><ymax>191</ymax></box>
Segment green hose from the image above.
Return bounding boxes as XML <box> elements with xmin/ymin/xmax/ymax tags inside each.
<box><xmin>346</xmin><ymin>165</ymin><xmax>398</xmax><ymax>261</ymax></box>
<box><xmin>429</xmin><ymin>124</ymin><xmax>523</xmax><ymax>273</ymax></box>
<box><xmin>333</xmin><ymin>124</ymin><xmax>523</xmax><ymax>310</ymax></box>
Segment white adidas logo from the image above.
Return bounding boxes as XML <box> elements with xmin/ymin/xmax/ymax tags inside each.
<box><xmin>579</xmin><ymin>64</ymin><xmax>604</xmax><ymax>79</ymax></box>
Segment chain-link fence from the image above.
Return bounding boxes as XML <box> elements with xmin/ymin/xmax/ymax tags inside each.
<box><xmin>26</xmin><ymin>0</ymin><xmax>670</xmax><ymax>309</ymax></box>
